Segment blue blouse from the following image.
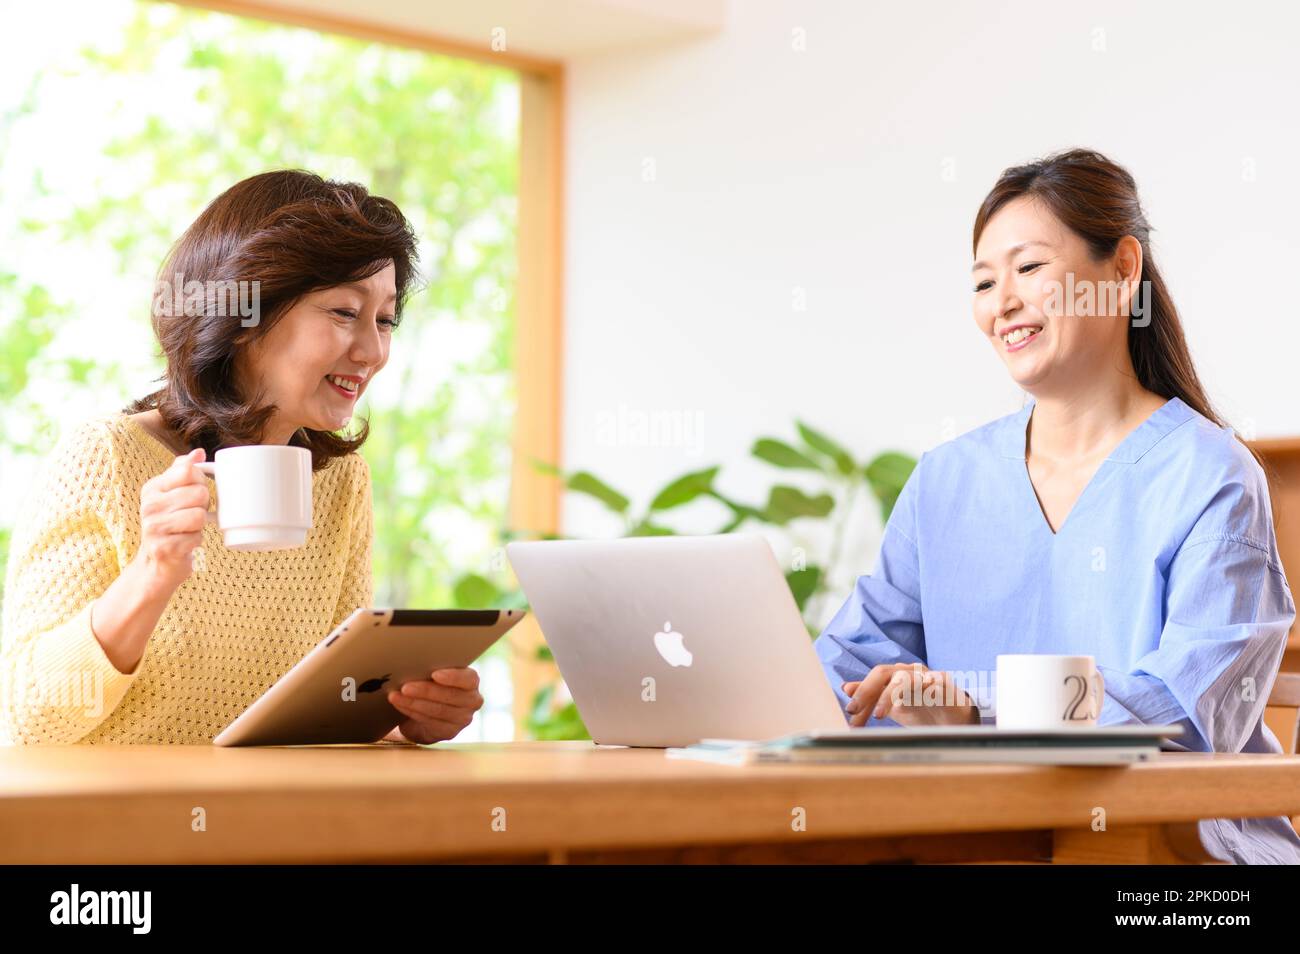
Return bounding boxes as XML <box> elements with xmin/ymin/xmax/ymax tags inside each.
<box><xmin>815</xmin><ymin>396</ymin><xmax>1300</xmax><ymax>864</ymax></box>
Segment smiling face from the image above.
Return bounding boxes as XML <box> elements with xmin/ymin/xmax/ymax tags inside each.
<box><xmin>236</xmin><ymin>261</ymin><xmax>397</xmax><ymax>443</ymax></box>
<box><xmin>972</xmin><ymin>196</ymin><xmax>1140</xmax><ymax>398</ymax></box>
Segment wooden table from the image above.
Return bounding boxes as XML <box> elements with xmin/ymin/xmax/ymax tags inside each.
<box><xmin>2</xmin><ymin>742</ymin><xmax>1299</xmax><ymax>864</ymax></box>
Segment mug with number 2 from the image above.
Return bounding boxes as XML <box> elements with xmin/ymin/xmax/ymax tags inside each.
<box><xmin>995</xmin><ymin>654</ymin><xmax>1105</xmax><ymax>729</ymax></box>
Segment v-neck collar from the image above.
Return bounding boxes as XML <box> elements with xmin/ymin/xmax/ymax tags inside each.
<box><xmin>997</xmin><ymin>395</ymin><xmax>1197</xmax><ymax>537</ymax></box>
<box><xmin>997</xmin><ymin>395</ymin><xmax>1196</xmax><ymax>463</ymax></box>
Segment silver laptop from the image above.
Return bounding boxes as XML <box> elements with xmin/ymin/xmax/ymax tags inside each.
<box><xmin>506</xmin><ymin>533</ymin><xmax>848</xmax><ymax>747</ymax></box>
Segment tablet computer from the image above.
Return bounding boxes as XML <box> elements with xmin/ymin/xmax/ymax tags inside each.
<box><xmin>213</xmin><ymin>607</ymin><xmax>525</xmax><ymax>747</ymax></box>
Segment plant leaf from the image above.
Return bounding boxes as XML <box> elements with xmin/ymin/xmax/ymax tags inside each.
<box><xmin>864</xmin><ymin>452</ymin><xmax>917</xmax><ymax>522</ymax></box>
<box><xmin>796</xmin><ymin>421</ymin><xmax>855</xmax><ymax>475</ymax></box>
<box><xmin>763</xmin><ymin>485</ymin><xmax>836</xmax><ymax>524</ymax></box>
<box><xmin>528</xmin><ymin>683</ymin><xmax>555</xmax><ymax>725</ymax></box>
<box><xmin>785</xmin><ymin>564</ymin><xmax>823</xmax><ymax>612</ymax></box>
<box><xmin>452</xmin><ymin>573</ymin><xmax>501</xmax><ymax>609</ymax></box>
<box><xmin>709</xmin><ymin>491</ymin><xmax>764</xmax><ymax>523</ymax></box>
<box><xmin>528</xmin><ymin>700</ymin><xmax>590</xmax><ymax>740</ymax></box>
<box><xmin>628</xmin><ymin>521</ymin><xmax>675</xmax><ymax>537</ymax></box>
<box><xmin>649</xmin><ymin>466</ymin><xmax>719</xmax><ymax>511</ymax></box>
<box><xmin>752</xmin><ymin>438</ymin><xmax>823</xmax><ymax>471</ymax></box>
<box><xmin>499</xmin><ymin>589</ymin><xmax>530</xmax><ymax>611</ymax></box>
<box><xmin>566</xmin><ymin>471</ymin><xmax>630</xmax><ymax>514</ymax></box>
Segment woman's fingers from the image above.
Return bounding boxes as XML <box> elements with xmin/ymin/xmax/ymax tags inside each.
<box><xmin>844</xmin><ymin>665</ymin><xmax>904</xmax><ymax>726</ymax></box>
<box><xmin>880</xmin><ymin>667</ymin><xmax>948</xmax><ymax>719</ymax></box>
<box><xmin>844</xmin><ymin>663</ymin><xmax>930</xmax><ymax>726</ymax></box>
<box><xmin>151</xmin><ymin>449</ymin><xmax>206</xmax><ymax>493</ymax></box>
<box><xmin>877</xmin><ymin>668</ymin><xmax>928</xmax><ymax>719</ymax></box>
<box><xmin>875</xmin><ymin>670</ymin><xmax>911</xmax><ymax>720</ymax></box>
<box><xmin>393</xmin><ymin>717</ymin><xmax>465</xmax><ymax>745</ymax></box>
<box><xmin>398</xmin><ymin>679</ymin><xmax>482</xmax><ymax>711</ymax></box>
<box><xmin>431</xmin><ymin>667</ymin><xmax>479</xmax><ymax>690</ymax></box>
<box><xmin>131</xmin><ymin>450</ymin><xmax>212</xmax><ymax>594</ymax></box>
<box><xmin>141</xmin><ymin>482</ymin><xmax>209</xmax><ymax>517</ymax></box>
<box><xmin>844</xmin><ymin>670</ymin><xmax>886</xmax><ymax>724</ymax></box>
<box><xmin>388</xmin><ymin>686</ymin><xmax>478</xmax><ymax>722</ymax></box>
<box><xmin>387</xmin><ymin>690</ymin><xmax>454</xmax><ymax>722</ymax></box>
<box><xmin>145</xmin><ymin>507</ymin><xmax>209</xmax><ymax>536</ymax></box>
<box><xmin>843</xmin><ymin>665</ymin><xmax>981</xmax><ymax>727</ymax></box>
<box><xmin>155</xmin><ymin>482</ymin><xmax>210</xmax><ymax>514</ymax></box>
<box><xmin>389</xmin><ymin>707</ymin><xmax>465</xmax><ymax>743</ymax></box>
<box><xmin>387</xmin><ymin>692</ymin><xmax>470</xmax><ymax>741</ymax></box>
<box><xmin>386</xmin><ymin>674</ymin><xmax>484</xmax><ymax>744</ymax></box>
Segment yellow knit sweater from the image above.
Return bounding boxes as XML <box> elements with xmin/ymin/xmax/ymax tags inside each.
<box><xmin>0</xmin><ymin>414</ymin><xmax>374</xmax><ymax>744</ymax></box>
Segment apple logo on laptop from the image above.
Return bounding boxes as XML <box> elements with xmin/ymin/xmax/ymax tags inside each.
<box><xmin>654</xmin><ymin>621</ymin><xmax>693</xmax><ymax>667</ymax></box>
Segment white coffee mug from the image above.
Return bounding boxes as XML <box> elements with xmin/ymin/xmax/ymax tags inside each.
<box><xmin>196</xmin><ymin>445</ymin><xmax>312</xmax><ymax>552</ymax></box>
<box><xmin>996</xmin><ymin>654</ymin><xmax>1105</xmax><ymax>729</ymax></box>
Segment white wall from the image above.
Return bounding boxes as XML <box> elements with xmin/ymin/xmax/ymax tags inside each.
<box><xmin>559</xmin><ymin>0</ymin><xmax>1300</xmax><ymax>603</ymax></box>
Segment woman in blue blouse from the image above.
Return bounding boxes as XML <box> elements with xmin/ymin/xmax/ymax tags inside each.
<box><xmin>814</xmin><ymin>148</ymin><xmax>1300</xmax><ymax>864</ymax></box>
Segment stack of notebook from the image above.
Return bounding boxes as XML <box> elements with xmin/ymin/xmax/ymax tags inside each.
<box><xmin>666</xmin><ymin>724</ymin><xmax>1186</xmax><ymax>766</ymax></box>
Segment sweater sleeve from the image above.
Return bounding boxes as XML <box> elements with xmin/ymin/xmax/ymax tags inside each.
<box><xmin>330</xmin><ymin>453</ymin><xmax>375</xmax><ymax>633</ymax></box>
<box><xmin>0</xmin><ymin>419</ymin><xmax>141</xmax><ymax>744</ymax></box>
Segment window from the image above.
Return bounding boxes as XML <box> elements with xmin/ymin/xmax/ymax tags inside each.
<box><xmin>0</xmin><ymin>0</ymin><xmax>553</xmax><ymax>740</ymax></box>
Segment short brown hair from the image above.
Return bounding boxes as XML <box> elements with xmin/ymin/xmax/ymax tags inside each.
<box><xmin>127</xmin><ymin>169</ymin><xmax>419</xmax><ymax>470</ymax></box>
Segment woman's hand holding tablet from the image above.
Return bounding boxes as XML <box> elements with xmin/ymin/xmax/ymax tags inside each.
<box><xmin>383</xmin><ymin>666</ymin><xmax>485</xmax><ymax>744</ymax></box>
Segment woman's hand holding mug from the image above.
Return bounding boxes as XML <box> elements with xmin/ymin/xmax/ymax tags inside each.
<box><xmin>136</xmin><ymin>448</ymin><xmax>213</xmax><ymax>593</ymax></box>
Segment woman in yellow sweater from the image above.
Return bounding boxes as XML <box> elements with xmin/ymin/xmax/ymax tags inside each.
<box><xmin>0</xmin><ymin>170</ymin><xmax>484</xmax><ymax>745</ymax></box>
